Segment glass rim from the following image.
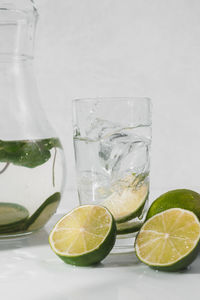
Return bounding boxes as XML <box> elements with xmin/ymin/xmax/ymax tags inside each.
<box><xmin>73</xmin><ymin>97</ymin><xmax>152</xmax><ymax>104</ymax></box>
<box><xmin>0</xmin><ymin>0</ymin><xmax>37</xmax><ymax>12</ymax></box>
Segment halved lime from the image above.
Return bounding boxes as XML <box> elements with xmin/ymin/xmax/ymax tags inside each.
<box><xmin>49</xmin><ymin>205</ymin><xmax>116</xmax><ymax>266</ymax></box>
<box><xmin>103</xmin><ymin>183</ymin><xmax>148</xmax><ymax>223</ymax></box>
<box><xmin>117</xmin><ymin>220</ymin><xmax>143</xmax><ymax>235</ymax></box>
<box><xmin>0</xmin><ymin>203</ymin><xmax>29</xmax><ymax>233</ymax></box>
<box><xmin>26</xmin><ymin>192</ymin><xmax>61</xmax><ymax>231</ymax></box>
<box><xmin>135</xmin><ymin>208</ymin><xmax>200</xmax><ymax>272</ymax></box>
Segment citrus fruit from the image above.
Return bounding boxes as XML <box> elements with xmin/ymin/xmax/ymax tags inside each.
<box><xmin>135</xmin><ymin>208</ymin><xmax>200</xmax><ymax>272</ymax></box>
<box><xmin>26</xmin><ymin>192</ymin><xmax>60</xmax><ymax>231</ymax></box>
<box><xmin>103</xmin><ymin>183</ymin><xmax>148</xmax><ymax>223</ymax></box>
<box><xmin>49</xmin><ymin>205</ymin><xmax>116</xmax><ymax>266</ymax></box>
<box><xmin>117</xmin><ymin>220</ymin><xmax>143</xmax><ymax>235</ymax></box>
<box><xmin>0</xmin><ymin>203</ymin><xmax>29</xmax><ymax>233</ymax></box>
<box><xmin>146</xmin><ymin>189</ymin><xmax>200</xmax><ymax>220</ymax></box>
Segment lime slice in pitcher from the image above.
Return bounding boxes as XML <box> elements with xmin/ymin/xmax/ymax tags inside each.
<box><xmin>0</xmin><ymin>203</ymin><xmax>29</xmax><ymax>233</ymax></box>
<box><xmin>26</xmin><ymin>192</ymin><xmax>61</xmax><ymax>231</ymax></box>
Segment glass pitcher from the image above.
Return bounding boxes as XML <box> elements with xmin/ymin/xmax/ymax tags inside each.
<box><xmin>0</xmin><ymin>0</ymin><xmax>65</xmax><ymax>238</ymax></box>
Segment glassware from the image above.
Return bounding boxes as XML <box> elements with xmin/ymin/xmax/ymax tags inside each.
<box><xmin>0</xmin><ymin>0</ymin><xmax>65</xmax><ymax>238</ymax></box>
<box><xmin>73</xmin><ymin>97</ymin><xmax>152</xmax><ymax>253</ymax></box>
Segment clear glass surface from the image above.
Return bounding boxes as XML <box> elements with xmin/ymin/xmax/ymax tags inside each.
<box><xmin>73</xmin><ymin>97</ymin><xmax>152</xmax><ymax>253</ymax></box>
<box><xmin>0</xmin><ymin>1</ymin><xmax>66</xmax><ymax>238</ymax></box>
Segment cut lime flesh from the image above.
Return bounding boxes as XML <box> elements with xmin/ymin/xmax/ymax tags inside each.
<box><xmin>117</xmin><ymin>220</ymin><xmax>143</xmax><ymax>235</ymax></box>
<box><xmin>103</xmin><ymin>183</ymin><xmax>149</xmax><ymax>223</ymax></box>
<box><xmin>135</xmin><ymin>208</ymin><xmax>200</xmax><ymax>272</ymax></box>
<box><xmin>26</xmin><ymin>192</ymin><xmax>61</xmax><ymax>231</ymax></box>
<box><xmin>49</xmin><ymin>205</ymin><xmax>116</xmax><ymax>266</ymax></box>
<box><xmin>0</xmin><ymin>203</ymin><xmax>29</xmax><ymax>233</ymax></box>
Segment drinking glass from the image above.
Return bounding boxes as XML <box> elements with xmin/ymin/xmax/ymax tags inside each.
<box><xmin>73</xmin><ymin>97</ymin><xmax>152</xmax><ymax>253</ymax></box>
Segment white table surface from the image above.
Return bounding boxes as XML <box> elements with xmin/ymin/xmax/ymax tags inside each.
<box><xmin>1</xmin><ymin>189</ymin><xmax>200</xmax><ymax>300</ymax></box>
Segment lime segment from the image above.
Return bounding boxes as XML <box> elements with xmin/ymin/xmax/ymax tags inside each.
<box><xmin>103</xmin><ymin>183</ymin><xmax>148</xmax><ymax>223</ymax></box>
<box><xmin>135</xmin><ymin>208</ymin><xmax>200</xmax><ymax>271</ymax></box>
<box><xmin>49</xmin><ymin>205</ymin><xmax>116</xmax><ymax>266</ymax></box>
<box><xmin>117</xmin><ymin>220</ymin><xmax>143</xmax><ymax>235</ymax></box>
<box><xmin>26</xmin><ymin>192</ymin><xmax>61</xmax><ymax>231</ymax></box>
<box><xmin>0</xmin><ymin>203</ymin><xmax>29</xmax><ymax>233</ymax></box>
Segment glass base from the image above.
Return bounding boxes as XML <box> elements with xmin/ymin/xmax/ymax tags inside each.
<box><xmin>111</xmin><ymin>233</ymin><xmax>136</xmax><ymax>254</ymax></box>
<box><xmin>0</xmin><ymin>231</ymin><xmax>33</xmax><ymax>240</ymax></box>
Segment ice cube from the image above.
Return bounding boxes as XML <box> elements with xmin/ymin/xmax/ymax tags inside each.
<box><xmin>99</xmin><ymin>131</ymin><xmax>132</xmax><ymax>174</ymax></box>
<box><xmin>77</xmin><ymin>171</ymin><xmax>111</xmax><ymax>203</ymax></box>
<box><xmin>86</xmin><ymin>118</ymin><xmax>121</xmax><ymax>141</ymax></box>
<box><xmin>99</xmin><ymin>127</ymin><xmax>150</xmax><ymax>177</ymax></box>
<box><xmin>118</xmin><ymin>140</ymin><xmax>150</xmax><ymax>175</ymax></box>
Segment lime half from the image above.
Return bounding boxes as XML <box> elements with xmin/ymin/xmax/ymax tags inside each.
<box><xmin>0</xmin><ymin>203</ymin><xmax>29</xmax><ymax>233</ymax></box>
<box><xmin>49</xmin><ymin>205</ymin><xmax>116</xmax><ymax>266</ymax></box>
<box><xmin>135</xmin><ymin>208</ymin><xmax>200</xmax><ymax>272</ymax></box>
<box><xmin>103</xmin><ymin>183</ymin><xmax>148</xmax><ymax>223</ymax></box>
<box><xmin>26</xmin><ymin>192</ymin><xmax>61</xmax><ymax>231</ymax></box>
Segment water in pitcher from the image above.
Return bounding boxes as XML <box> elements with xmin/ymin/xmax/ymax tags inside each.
<box><xmin>0</xmin><ymin>138</ymin><xmax>64</xmax><ymax>237</ymax></box>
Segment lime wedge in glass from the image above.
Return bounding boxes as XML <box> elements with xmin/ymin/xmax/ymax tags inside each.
<box><xmin>103</xmin><ymin>183</ymin><xmax>149</xmax><ymax>223</ymax></box>
<box><xmin>26</xmin><ymin>192</ymin><xmax>61</xmax><ymax>231</ymax></box>
<box><xmin>49</xmin><ymin>205</ymin><xmax>116</xmax><ymax>266</ymax></box>
<box><xmin>0</xmin><ymin>203</ymin><xmax>29</xmax><ymax>233</ymax></box>
<box><xmin>135</xmin><ymin>208</ymin><xmax>200</xmax><ymax>272</ymax></box>
<box><xmin>117</xmin><ymin>220</ymin><xmax>143</xmax><ymax>235</ymax></box>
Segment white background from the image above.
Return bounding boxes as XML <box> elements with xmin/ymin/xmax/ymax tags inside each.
<box><xmin>2</xmin><ymin>2</ymin><xmax>200</xmax><ymax>298</ymax></box>
<box><xmin>34</xmin><ymin>0</ymin><xmax>200</xmax><ymax>207</ymax></box>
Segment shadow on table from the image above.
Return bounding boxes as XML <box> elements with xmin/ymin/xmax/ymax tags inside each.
<box><xmin>184</xmin><ymin>252</ymin><xmax>200</xmax><ymax>274</ymax></box>
<box><xmin>43</xmin><ymin>278</ymin><xmax>125</xmax><ymax>300</ymax></box>
<box><xmin>98</xmin><ymin>252</ymin><xmax>140</xmax><ymax>268</ymax></box>
<box><xmin>98</xmin><ymin>252</ymin><xmax>200</xmax><ymax>274</ymax></box>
